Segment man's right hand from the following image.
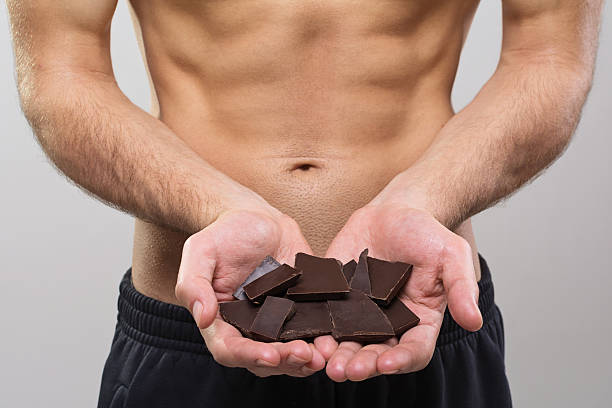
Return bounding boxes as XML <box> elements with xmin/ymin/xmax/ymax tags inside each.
<box><xmin>175</xmin><ymin>208</ymin><xmax>327</xmax><ymax>377</ymax></box>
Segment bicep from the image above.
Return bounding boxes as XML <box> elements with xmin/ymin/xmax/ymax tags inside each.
<box><xmin>500</xmin><ymin>0</ymin><xmax>603</xmax><ymax>66</ymax></box>
<box><xmin>7</xmin><ymin>0</ymin><xmax>118</xmax><ymax>88</ymax></box>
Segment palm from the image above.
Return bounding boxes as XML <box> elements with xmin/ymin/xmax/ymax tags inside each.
<box><xmin>200</xmin><ymin>210</ymin><xmax>311</xmax><ymax>301</ymax></box>
<box><xmin>176</xmin><ymin>209</ymin><xmax>327</xmax><ymax>377</ymax></box>
<box><xmin>321</xmin><ymin>204</ymin><xmax>481</xmax><ymax>381</ymax></box>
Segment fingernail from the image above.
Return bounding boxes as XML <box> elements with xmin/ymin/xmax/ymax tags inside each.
<box><xmin>382</xmin><ymin>369</ymin><xmax>399</xmax><ymax>375</ymax></box>
<box><xmin>192</xmin><ymin>301</ymin><xmax>203</xmax><ymax>326</ymax></box>
<box><xmin>255</xmin><ymin>359</ymin><xmax>277</xmax><ymax>367</ymax></box>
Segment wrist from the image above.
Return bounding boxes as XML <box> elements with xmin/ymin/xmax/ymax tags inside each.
<box><xmin>369</xmin><ymin>173</ymin><xmax>455</xmax><ymax>228</ymax></box>
<box><xmin>217</xmin><ymin>185</ymin><xmax>282</xmax><ymax>220</ymax></box>
<box><xmin>191</xmin><ymin>180</ymin><xmax>267</xmax><ymax>232</ymax></box>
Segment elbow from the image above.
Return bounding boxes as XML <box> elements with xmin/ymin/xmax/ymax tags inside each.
<box><xmin>16</xmin><ymin>78</ymin><xmax>83</xmax><ymax>164</ymax></box>
<box><xmin>16</xmin><ymin>71</ymin><xmax>59</xmax><ymax>133</ymax></box>
<box><xmin>500</xmin><ymin>49</ymin><xmax>595</xmax><ymax>102</ymax></box>
<box><xmin>507</xmin><ymin>63</ymin><xmax>591</xmax><ymax>173</ymax></box>
<box><xmin>526</xmin><ymin>58</ymin><xmax>593</xmax><ymax>142</ymax></box>
<box><xmin>17</xmin><ymin>86</ymin><xmax>51</xmax><ymax>150</ymax></box>
<box><xmin>16</xmin><ymin>69</ymin><xmax>116</xmax><ymax>139</ymax></box>
<box><xmin>15</xmin><ymin>67</ymin><xmax>54</xmax><ymax>129</ymax></box>
<box><xmin>17</xmin><ymin>88</ymin><xmax>60</xmax><ymax>155</ymax></box>
<box><xmin>563</xmin><ymin>61</ymin><xmax>595</xmax><ymax>105</ymax></box>
<box><xmin>16</xmin><ymin>80</ymin><xmax>40</xmax><ymax>127</ymax></box>
<box><xmin>19</xmin><ymin>93</ymin><xmax>46</xmax><ymax>134</ymax></box>
<box><xmin>17</xmin><ymin>74</ymin><xmax>91</xmax><ymax>153</ymax></box>
<box><xmin>555</xmin><ymin>63</ymin><xmax>593</xmax><ymax>143</ymax></box>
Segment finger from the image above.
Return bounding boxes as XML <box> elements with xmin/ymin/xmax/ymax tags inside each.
<box><xmin>292</xmin><ymin>344</ymin><xmax>326</xmax><ymax>377</ymax></box>
<box><xmin>326</xmin><ymin>341</ymin><xmax>361</xmax><ymax>382</ymax></box>
<box><xmin>345</xmin><ymin>343</ymin><xmax>390</xmax><ymax>381</ymax></box>
<box><xmin>175</xmin><ymin>231</ymin><xmax>219</xmax><ymax>328</ymax></box>
<box><xmin>384</xmin><ymin>336</ymin><xmax>399</xmax><ymax>347</ymax></box>
<box><xmin>201</xmin><ymin>318</ymin><xmax>281</xmax><ymax>368</ymax></box>
<box><xmin>305</xmin><ymin>343</ymin><xmax>327</xmax><ymax>372</ymax></box>
<box><xmin>376</xmin><ymin>324</ymin><xmax>437</xmax><ymax>374</ymax></box>
<box><xmin>276</xmin><ymin>340</ymin><xmax>313</xmax><ymax>368</ymax></box>
<box><xmin>442</xmin><ymin>236</ymin><xmax>482</xmax><ymax>332</ymax></box>
<box><xmin>314</xmin><ymin>335</ymin><xmax>338</xmax><ymax>361</ymax></box>
<box><xmin>246</xmin><ymin>343</ymin><xmax>325</xmax><ymax>378</ymax></box>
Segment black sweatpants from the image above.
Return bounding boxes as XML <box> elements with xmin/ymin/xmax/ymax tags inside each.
<box><xmin>98</xmin><ymin>255</ymin><xmax>512</xmax><ymax>408</ymax></box>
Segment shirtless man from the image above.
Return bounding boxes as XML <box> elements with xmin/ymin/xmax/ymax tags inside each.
<box><xmin>7</xmin><ymin>0</ymin><xmax>602</xmax><ymax>407</ymax></box>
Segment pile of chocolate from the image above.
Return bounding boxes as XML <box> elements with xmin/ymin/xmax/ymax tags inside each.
<box><xmin>219</xmin><ymin>249</ymin><xmax>419</xmax><ymax>343</ymax></box>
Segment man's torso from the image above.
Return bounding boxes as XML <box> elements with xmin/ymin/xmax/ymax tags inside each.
<box><xmin>128</xmin><ymin>0</ymin><xmax>482</xmax><ymax>303</ymax></box>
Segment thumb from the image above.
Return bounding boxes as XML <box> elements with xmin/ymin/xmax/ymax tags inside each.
<box><xmin>175</xmin><ymin>232</ymin><xmax>219</xmax><ymax>329</ymax></box>
<box><xmin>324</xmin><ymin>229</ymin><xmax>366</xmax><ymax>264</ymax></box>
<box><xmin>442</xmin><ymin>237</ymin><xmax>483</xmax><ymax>332</ymax></box>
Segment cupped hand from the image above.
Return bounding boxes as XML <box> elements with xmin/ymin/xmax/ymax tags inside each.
<box><xmin>319</xmin><ymin>203</ymin><xmax>483</xmax><ymax>382</ymax></box>
<box><xmin>175</xmin><ymin>208</ymin><xmax>326</xmax><ymax>377</ymax></box>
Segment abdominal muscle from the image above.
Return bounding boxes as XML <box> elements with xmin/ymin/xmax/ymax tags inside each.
<box><xmin>128</xmin><ymin>0</ymin><xmax>481</xmax><ymax>304</ymax></box>
<box><xmin>131</xmin><ymin>104</ymin><xmax>482</xmax><ymax>304</ymax></box>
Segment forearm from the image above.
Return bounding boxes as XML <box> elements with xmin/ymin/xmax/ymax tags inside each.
<box><xmin>22</xmin><ymin>70</ymin><xmax>262</xmax><ymax>234</ymax></box>
<box><xmin>374</xmin><ymin>57</ymin><xmax>594</xmax><ymax>229</ymax></box>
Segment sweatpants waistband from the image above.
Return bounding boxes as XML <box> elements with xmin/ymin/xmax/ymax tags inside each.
<box><xmin>117</xmin><ymin>255</ymin><xmax>495</xmax><ymax>354</ymax></box>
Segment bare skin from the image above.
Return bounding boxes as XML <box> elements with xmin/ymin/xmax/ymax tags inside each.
<box><xmin>128</xmin><ymin>0</ymin><xmax>484</xmax><ymax>302</ymax></box>
<box><xmin>7</xmin><ymin>0</ymin><xmax>601</xmax><ymax>381</ymax></box>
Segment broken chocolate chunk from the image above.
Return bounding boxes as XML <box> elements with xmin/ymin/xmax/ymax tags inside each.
<box><xmin>249</xmin><ymin>296</ymin><xmax>296</xmax><ymax>342</ymax></box>
<box><xmin>381</xmin><ymin>297</ymin><xmax>420</xmax><ymax>336</ymax></box>
<box><xmin>233</xmin><ymin>256</ymin><xmax>281</xmax><ymax>300</ymax></box>
<box><xmin>328</xmin><ymin>290</ymin><xmax>394</xmax><ymax>343</ymax></box>
<box><xmin>350</xmin><ymin>248</ymin><xmax>371</xmax><ymax>294</ymax></box>
<box><xmin>221</xmin><ymin>250</ymin><xmax>417</xmax><ymax>344</ymax></box>
<box><xmin>219</xmin><ymin>300</ymin><xmax>260</xmax><ymax>338</ymax></box>
<box><xmin>286</xmin><ymin>253</ymin><xmax>349</xmax><ymax>301</ymax></box>
<box><xmin>342</xmin><ymin>260</ymin><xmax>357</xmax><ymax>283</ymax></box>
<box><xmin>280</xmin><ymin>301</ymin><xmax>333</xmax><ymax>341</ymax></box>
<box><xmin>368</xmin><ymin>257</ymin><xmax>412</xmax><ymax>306</ymax></box>
<box><xmin>243</xmin><ymin>264</ymin><xmax>302</xmax><ymax>303</ymax></box>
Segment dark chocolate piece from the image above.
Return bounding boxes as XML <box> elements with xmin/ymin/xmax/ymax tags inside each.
<box><xmin>233</xmin><ymin>256</ymin><xmax>281</xmax><ymax>300</ymax></box>
<box><xmin>286</xmin><ymin>253</ymin><xmax>350</xmax><ymax>301</ymax></box>
<box><xmin>280</xmin><ymin>301</ymin><xmax>333</xmax><ymax>340</ymax></box>
<box><xmin>328</xmin><ymin>290</ymin><xmax>394</xmax><ymax>343</ymax></box>
<box><xmin>243</xmin><ymin>264</ymin><xmax>302</xmax><ymax>303</ymax></box>
<box><xmin>249</xmin><ymin>296</ymin><xmax>296</xmax><ymax>342</ymax></box>
<box><xmin>219</xmin><ymin>300</ymin><xmax>260</xmax><ymax>338</ymax></box>
<box><xmin>350</xmin><ymin>249</ymin><xmax>371</xmax><ymax>294</ymax></box>
<box><xmin>381</xmin><ymin>298</ymin><xmax>420</xmax><ymax>336</ymax></box>
<box><xmin>342</xmin><ymin>260</ymin><xmax>357</xmax><ymax>283</ymax></box>
<box><xmin>368</xmin><ymin>257</ymin><xmax>412</xmax><ymax>306</ymax></box>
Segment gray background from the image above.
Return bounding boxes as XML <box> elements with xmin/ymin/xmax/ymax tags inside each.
<box><xmin>1</xmin><ymin>1</ymin><xmax>610</xmax><ymax>407</ymax></box>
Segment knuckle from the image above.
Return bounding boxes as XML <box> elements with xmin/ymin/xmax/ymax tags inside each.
<box><xmin>182</xmin><ymin>235</ymin><xmax>199</xmax><ymax>254</ymax></box>
<box><xmin>248</xmin><ymin>213</ymin><xmax>279</xmax><ymax>240</ymax></box>
<box><xmin>456</xmin><ymin>237</ymin><xmax>472</xmax><ymax>257</ymax></box>
<box><xmin>182</xmin><ymin>230</ymin><xmax>212</xmax><ymax>255</ymax></box>
<box><xmin>447</xmin><ymin>236</ymin><xmax>471</xmax><ymax>261</ymax></box>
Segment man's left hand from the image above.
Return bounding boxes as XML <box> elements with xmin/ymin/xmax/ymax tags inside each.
<box><xmin>315</xmin><ymin>203</ymin><xmax>483</xmax><ymax>382</ymax></box>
